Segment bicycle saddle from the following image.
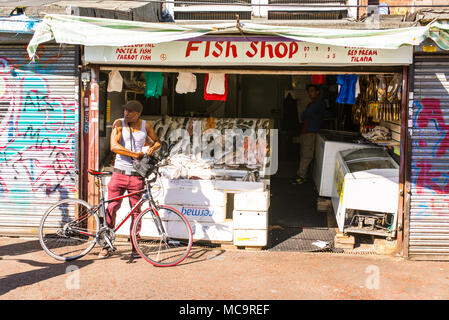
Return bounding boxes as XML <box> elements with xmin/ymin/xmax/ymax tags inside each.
<box><xmin>88</xmin><ymin>169</ymin><xmax>113</xmax><ymax>176</ymax></box>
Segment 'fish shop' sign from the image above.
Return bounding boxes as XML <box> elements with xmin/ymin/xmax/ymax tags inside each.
<box><xmin>84</xmin><ymin>39</ymin><xmax>412</xmax><ymax>66</ymax></box>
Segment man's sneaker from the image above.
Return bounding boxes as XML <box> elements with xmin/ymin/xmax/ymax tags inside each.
<box><xmin>292</xmin><ymin>176</ymin><xmax>306</xmax><ymax>185</ymax></box>
<box><xmin>131</xmin><ymin>248</ymin><xmax>141</xmax><ymax>259</ymax></box>
<box><xmin>98</xmin><ymin>247</ymin><xmax>111</xmax><ymax>259</ymax></box>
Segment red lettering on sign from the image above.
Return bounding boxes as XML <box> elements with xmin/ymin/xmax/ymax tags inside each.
<box><xmin>225</xmin><ymin>42</ymin><xmax>237</xmax><ymax>58</ymax></box>
<box><xmin>185</xmin><ymin>41</ymin><xmax>202</xmax><ymax>58</ymax></box>
<box><xmin>289</xmin><ymin>42</ymin><xmax>298</xmax><ymax>59</ymax></box>
<box><xmin>245</xmin><ymin>42</ymin><xmax>259</xmax><ymax>58</ymax></box>
<box><xmin>212</xmin><ymin>41</ymin><xmax>224</xmax><ymax>58</ymax></box>
<box><xmin>204</xmin><ymin>41</ymin><xmax>211</xmax><ymax>57</ymax></box>
<box><xmin>261</xmin><ymin>42</ymin><xmax>274</xmax><ymax>59</ymax></box>
<box><xmin>274</xmin><ymin>43</ymin><xmax>288</xmax><ymax>58</ymax></box>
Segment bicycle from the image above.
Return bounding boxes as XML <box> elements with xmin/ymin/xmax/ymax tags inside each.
<box><xmin>39</xmin><ymin>143</ymin><xmax>193</xmax><ymax>267</ymax></box>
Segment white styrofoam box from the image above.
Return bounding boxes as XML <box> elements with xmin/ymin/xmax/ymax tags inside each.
<box><xmin>153</xmin><ymin>178</ymin><xmax>227</xmax><ymax>207</ymax></box>
<box><xmin>139</xmin><ymin>218</ymin><xmax>191</xmax><ymax>240</ymax></box>
<box><xmin>234</xmin><ymin>191</ymin><xmax>270</xmax><ymax>211</ymax></box>
<box><xmin>190</xmin><ymin>220</ymin><xmax>233</xmax><ymax>242</ymax></box>
<box><xmin>157</xmin><ymin>187</ymin><xmax>226</xmax><ymax>207</ymax></box>
<box><xmin>168</xmin><ymin>204</ymin><xmax>226</xmax><ymax>223</ymax></box>
<box><xmin>158</xmin><ymin>178</ymin><xmax>215</xmax><ymax>189</ymax></box>
<box><xmin>233</xmin><ymin>229</ymin><xmax>267</xmax><ymax>246</ymax></box>
<box><xmin>137</xmin><ymin>219</ymin><xmax>233</xmax><ymax>242</ymax></box>
<box><xmin>103</xmin><ymin>176</ymin><xmax>226</xmax><ymax>206</ymax></box>
<box><xmin>233</xmin><ymin>210</ymin><xmax>268</xmax><ymax>230</ymax></box>
<box><xmin>214</xmin><ymin>180</ymin><xmax>266</xmax><ymax>192</ymax></box>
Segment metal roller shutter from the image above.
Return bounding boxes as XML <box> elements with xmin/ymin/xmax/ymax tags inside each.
<box><xmin>409</xmin><ymin>55</ymin><xmax>449</xmax><ymax>260</ymax></box>
<box><xmin>0</xmin><ymin>44</ymin><xmax>79</xmax><ymax>235</ymax></box>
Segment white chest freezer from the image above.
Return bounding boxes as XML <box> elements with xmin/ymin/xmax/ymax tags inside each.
<box><xmin>331</xmin><ymin>148</ymin><xmax>399</xmax><ymax>237</ymax></box>
<box><xmin>313</xmin><ymin>130</ymin><xmax>371</xmax><ymax>197</ymax></box>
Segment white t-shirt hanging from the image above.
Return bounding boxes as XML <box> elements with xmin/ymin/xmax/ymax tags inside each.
<box><xmin>176</xmin><ymin>72</ymin><xmax>197</xmax><ymax>94</ymax></box>
<box><xmin>206</xmin><ymin>73</ymin><xmax>226</xmax><ymax>95</ymax></box>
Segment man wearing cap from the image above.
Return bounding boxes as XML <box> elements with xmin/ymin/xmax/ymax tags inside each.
<box><xmin>99</xmin><ymin>100</ymin><xmax>161</xmax><ymax>259</ymax></box>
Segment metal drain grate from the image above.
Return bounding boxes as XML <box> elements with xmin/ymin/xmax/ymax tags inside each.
<box><xmin>267</xmin><ymin>227</ymin><xmax>378</xmax><ymax>254</ymax></box>
<box><xmin>268</xmin><ymin>227</ymin><xmax>336</xmax><ymax>252</ymax></box>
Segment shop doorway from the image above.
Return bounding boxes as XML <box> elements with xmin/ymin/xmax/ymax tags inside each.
<box><xmin>95</xmin><ymin>68</ymin><xmax>404</xmax><ymax>253</ymax></box>
<box><xmin>237</xmin><ymin>73</ymin><xmax>403</xmax><ymax>252</ymax></box>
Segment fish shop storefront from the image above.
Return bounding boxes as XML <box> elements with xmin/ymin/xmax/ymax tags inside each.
<box><xmin>26</xmin><ymin>15</ymin><xmax>449</xmax><ymax>258</ymax></box>
<box><xmin>81</xmin><ymin>36</ymin><xmax>413</xmax><ymax>252</ymax></box>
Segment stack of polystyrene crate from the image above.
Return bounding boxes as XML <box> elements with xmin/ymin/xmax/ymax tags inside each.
<box><xmin>233</xmin><ymin>190</ymin><xmax>270</xmax><ymax>247</ymax></box>
<box><xmin>155</xmin><ymin>179</ymin><xmax>232</xmax><ymax>242</ymax></box>
<box><xmin>104</xmin><ymin>177</ymin><xmax>233</xmax><ymax>242</ymax></box>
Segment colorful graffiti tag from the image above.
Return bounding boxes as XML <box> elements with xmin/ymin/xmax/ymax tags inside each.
<box><xmin>412</xmin><ymin>97</ymin><xmax>449</xmax><ymax>215</ymax></box>
<box><xmin>0</xmin><ymin>54</ymin><xmax>77</xmax><ymax>216</ymax></box>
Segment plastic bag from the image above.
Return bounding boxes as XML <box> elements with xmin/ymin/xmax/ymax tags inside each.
<box><xmin>107</xmin><ymin>70</ymin><xmax>123</xmax><ymax>92</ymax></box>
<box><xmin>387</xmin><ymin>74</ymin><xmax>402</xmax><ymax>102</ymax></box>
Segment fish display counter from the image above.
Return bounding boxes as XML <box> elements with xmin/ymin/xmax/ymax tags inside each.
<box><xmin>101</xmin><ymin>115</ymin><xmax>274</xmax><ymax>247</ymax></box>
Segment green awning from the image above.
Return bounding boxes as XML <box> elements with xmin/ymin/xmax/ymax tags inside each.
<box><xmin>26</xmin><ymin>14</ymin><xmax>447</xmax><ymax>60</ymax></box>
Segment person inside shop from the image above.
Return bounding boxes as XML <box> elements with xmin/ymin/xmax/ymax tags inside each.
<box><xmin>292</xmin><ymin>84</ymin><xmax>326</xmax><ymax>185</ymax></box>
<box><xmin>98</xmin><ymin>100</ymin><xmax>161</xmax><ymax>259</ymax></box>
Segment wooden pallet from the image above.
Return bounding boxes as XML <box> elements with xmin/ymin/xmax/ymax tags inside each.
<box><xmin>334</xmin><ymin>230</ymin><xmax>355</xmax><ymax>249</ymax></box>
<box><xmin>220</xmin><ymin>243</ymin><xmax>265</xmax><ymax>251</ymax></box>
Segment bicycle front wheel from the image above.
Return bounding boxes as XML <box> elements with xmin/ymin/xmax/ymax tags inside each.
<box><xmin>39</xmin><ymin>198</ymin><xmax>100</xmax><ymax>261</ymax></box>
<box><xmin>132</xmin><ymin>205</ymin><xmax>193</xmax><ymax>267</ymax></box>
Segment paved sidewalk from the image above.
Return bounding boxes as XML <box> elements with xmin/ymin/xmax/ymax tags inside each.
<box><xmin>0</xmin><ymin>236</ymin><xmax>448</xmax><ymax>300</ymax></box>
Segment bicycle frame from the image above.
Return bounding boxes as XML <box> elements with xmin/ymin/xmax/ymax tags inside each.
<box><xmin>78</xmin><ymin>176</ymin><xmax>162</xmax><ymax>238</ymax></box>
<box><xmin>103</xmin><ymin>178</ymin><xmax>161</xmax><ymax>233</ymax></box>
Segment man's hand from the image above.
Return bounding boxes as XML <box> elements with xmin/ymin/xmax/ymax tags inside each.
<box><xmin>146</xmin><ymin>146</ymin><xmax>157</xmax><ymax>156</ymax></box>
<box><xmin>135</xmin><ymin>152</ymin><xmax>144</xmax><ymax>160</ymax></box>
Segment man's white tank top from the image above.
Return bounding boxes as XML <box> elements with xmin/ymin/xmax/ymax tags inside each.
<box><xmin>114</xmin><ymin>118</ymin><xmax>147</xmax><ymax>172</ymax></box>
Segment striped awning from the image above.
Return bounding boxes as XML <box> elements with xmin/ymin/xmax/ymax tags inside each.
<box><xmin>26</xmin><ymin>14</ymin><xmax>449</xmax><ymax>60</ymax></box>
<box><xmin>428</xmin><ymin>20</ymin><xmax>449</xmax><ymax>50</ymax></box>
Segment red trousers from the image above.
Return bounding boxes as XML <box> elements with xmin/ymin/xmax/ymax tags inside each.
<box><xmin>106</xmin><ymin>172</ymin><xmax>145</xmax><ymax>238</ymax></box>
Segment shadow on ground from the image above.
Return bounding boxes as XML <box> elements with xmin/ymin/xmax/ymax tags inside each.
<box><xmin>0</xmin><ymin>239</ymin><xmax>94</xmax><ymax>296</ymax></box>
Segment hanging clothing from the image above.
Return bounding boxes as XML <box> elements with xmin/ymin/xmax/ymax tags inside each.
<box><xmin>204</xmin><ymin>73</ymin><xmax>227</xmax><ymax>101</ymax></box>
<box><xmin>206</xmin><ymin>73</ymin><xmax>226</xmax><ymax>95</ymax></box>
<box><xmin>144</xmin><ymin>72</ymin><xmax>164</xmax><ymax>98</ymax></box>
<box><xmin>311</xmin><ymin>74</ymin><xmax>326</xmax><ymax>85</ymax></box>
<box><xmin>107</xmin><ymin>70</ymin><xmax>123</xmax><ymax>92</ymax></box>
<box><xmin>176</xmin><ymin>72</ymin><xmax>196</xmax><ymax>94</ymax></box>
<box><xmin>336</xmin><ymin>74</ymin><xmax>358</xmax><ymax>105</ymax></box>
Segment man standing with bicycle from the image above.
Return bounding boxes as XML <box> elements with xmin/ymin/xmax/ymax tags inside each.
<box><xmin>99</xmin><ymin>100</ymin><xmax>161</xmax><ymax>259</ymax></box>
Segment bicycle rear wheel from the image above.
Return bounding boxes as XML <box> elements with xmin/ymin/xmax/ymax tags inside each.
<box><xmin>39</xmin><ymin>198</ymin><xmax>100</xmax><ymax>261</ymax></box>
<box><xmin>132</xmin><ymin>205</ymin><xmax>193</xmax><ymax>267</ymax></box>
